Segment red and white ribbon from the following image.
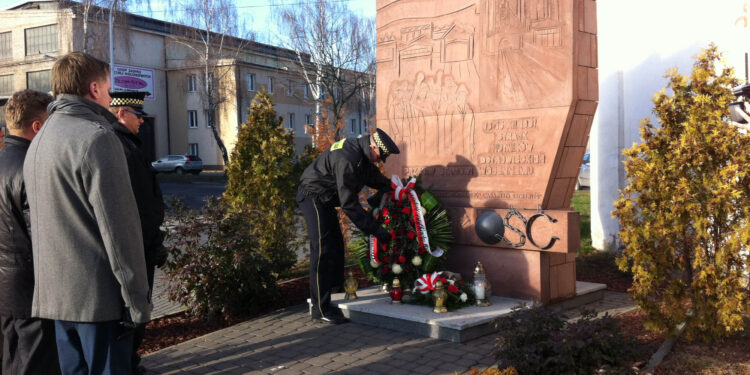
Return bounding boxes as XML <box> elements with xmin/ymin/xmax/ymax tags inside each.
<box><xmin>369</xmin><ymin>175</ymin><xmax>443</xmax><ymax>266</ymax></box>
<box><xmin>415</xmin><ymin>272</ymin><xmax>442</xmax><ymax>294</ymax></box>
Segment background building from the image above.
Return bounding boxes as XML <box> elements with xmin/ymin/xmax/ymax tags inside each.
<box><xmin>591</xmin><ymin>0</ymin><xmax>749</xmax><ymax>251</ymax></box>
<box><xmin>0</xmin><ymin>0</ymin><xmax>373</xmax><ymax>168</ymax></box>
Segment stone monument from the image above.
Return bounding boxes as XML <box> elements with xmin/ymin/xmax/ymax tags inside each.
<box><xmin>377</xmin><ymin>0</ymin><xmax>598</xmax><ymax>303</ymax></box>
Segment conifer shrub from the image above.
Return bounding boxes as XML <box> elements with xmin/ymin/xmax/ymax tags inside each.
<box><xmin>223</xmin><ymin>89</ymin><xmax>299</xmax><ymax>275</ymax></box>
<box><xmin>613</xmin><ymin>44</ymin><xmax>750</xmax><ymax>341</ymax></box>
<box><xmin>164</xmin><ymin>198</ymin><xmax>279</xmax><ymax>319</ymax></box>
<box><xmin>493</xmin><ymin>306</ymin><xmax>638</xmax><ymax>374</ymax></box>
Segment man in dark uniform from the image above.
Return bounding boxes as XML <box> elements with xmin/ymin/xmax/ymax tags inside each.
<box><xmin>108</xmin><ymin>91</ymin><xmax>167</xmax><ymax>374</ymax></box>
<box><xmin>298</xmin><ymin>129</ymin><xmax>399</xmax><ymax>324</ymax></box>
<box><xmin>0</xmin><ymin>89</ymin><xmax>60</xmax><ymax>374</ymax></box>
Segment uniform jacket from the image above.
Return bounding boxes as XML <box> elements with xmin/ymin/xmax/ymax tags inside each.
<box><xmin>0</xmin><ymin>135</ymin><xmax>34</xmax><ymax>318</ymax></box>
<box><xmin>109</xmin><ymin>122</ymin><xmax>165</xmax><ymax>265</ymax></box>
<box><xmin>23</xmin><ymin>95</ymin><xmax>152</xmax><ymax>324</ymax></box>
<box><xmin>299</xmin><ymin>136</ymin><xmax>390</xmax><ymax>236</ymax></box>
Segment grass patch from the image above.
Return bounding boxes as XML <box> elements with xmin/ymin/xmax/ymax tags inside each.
<box><xmin>570</xmin><ymin>190</ymin><xmax>593</xmax><ymax>254</ymax></box>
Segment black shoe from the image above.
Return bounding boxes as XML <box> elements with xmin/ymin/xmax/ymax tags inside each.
<box><xmin>311</xmin><ymin>314</ymin><xmax>348</xmax><ymax>325</ymax></box>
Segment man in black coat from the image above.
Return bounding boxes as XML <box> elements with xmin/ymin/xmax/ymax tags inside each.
<box><xmin>298</xmin><ymin>129</ymin><xmax>399</xmax><ymax>324</ymax></box>
<box><xmin>109</xmin><ymin>91</ymin><xmax>167</xmax><ymax>374</ymax></box>
<box><xmin>0</xmin><ymin>89</ymin><xmax>60</xmax><ymax>374</ymax></box>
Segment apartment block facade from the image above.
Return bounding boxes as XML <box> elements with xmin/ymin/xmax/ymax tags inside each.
<box><xmin>0</xmin><ymin>1</ymin><xmax>372</xmax><ymax>168</ymax></box>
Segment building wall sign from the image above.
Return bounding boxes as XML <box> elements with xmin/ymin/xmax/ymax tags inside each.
<box><xmin>112</xmin><ymin>64</ymin><xmax>155</xmax><ymax>100</ymax></box>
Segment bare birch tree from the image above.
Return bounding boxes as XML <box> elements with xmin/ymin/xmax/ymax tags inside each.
<box><xmin>168</xmin><ymin>0</ymin><xmax>252</xmax><ymax>166</ymax></box>
<box><xmin>275</xmin><ymin>0</ymin><xmax>376</xmax><ymax>138</ymax></box>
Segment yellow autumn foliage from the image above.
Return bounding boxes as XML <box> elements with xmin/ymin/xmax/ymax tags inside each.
<box><xmin>614</xmin><ymin>44</ymin><xmax>750</xmax><ymax>341</ymax></box>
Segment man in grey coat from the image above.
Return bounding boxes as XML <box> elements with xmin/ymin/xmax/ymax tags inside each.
<box><xmin>23</xmin><ymin>52</ymin><xmax>151</xmax><ymax>374</ymax></box>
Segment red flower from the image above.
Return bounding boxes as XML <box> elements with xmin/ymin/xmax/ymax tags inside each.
<box><xmin>380</xmin><ymin>244</ymin><xmax>387</xmax><ymax>251</ymax></box>
<box><xmin>382</xmin><ymin>208</ymin><xmax>389</xmax><ymax>217</ymax></box>
<box><xmin>439</xmin><ymin>277</ymin><xmax>448</xmax><ymax>284</ymax></box>
<box><xmin>448</xmin><ymin>284</ymin><xmax>459</xmax><ymax>293</ymax></box>
<box><xmin>384</xmin><ymin>256</ymin><xmax>391</xmax><ymax>263</ymax></box>
<box><xmin>390</xmin><ymin>231</ymin><xmax>396</xmax><ymax>240</ymax></box>
<box><xmin>382</xmin><ymin>266</ymin><xmax>390</xmax><ymax>274</ymax></box>
<box><xmin>418</xmin><ymin>246</ymin><xmax>426</xmax><ymax>254</ymax></box>
<box><xmin>384</xmin><ymin>218</ymin><xmax>391</xmax><ymax>225</ymax></box>
<box><xmin>402</xmin><ymin>207</ymin><xmax>411</xmax><ymax>215</ymax></box>
<box><xmin>407</xmin><ymin>232</ymin><xmax>416</xmax><ymax>239</ymax></box>
<box><xmin>398</xmin><ymin>256</ymin><xmax>406</xmax><ymax>263</ymax></box>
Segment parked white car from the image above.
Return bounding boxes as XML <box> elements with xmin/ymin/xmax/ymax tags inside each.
<box><xmin>577</xmin><ymin>153</ymin><xmax>590</xmax><ymax>190</ymax></box>
<box><xmin>152</xmin><ymin>154</ymin><xmax>203</xmax><ymax>175</ymax></box>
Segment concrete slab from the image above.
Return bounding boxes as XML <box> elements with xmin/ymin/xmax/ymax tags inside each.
<box><xmin>317</xmin><ymin>280</ymin><xmax>607</xmax><ymax>343</ymax></box>
<box><xmin>330</xmin><ymin>287</ymin><xmax>530</xmax><ymax>343</ymax></box>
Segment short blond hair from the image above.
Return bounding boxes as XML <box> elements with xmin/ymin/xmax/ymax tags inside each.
<box><xmin>4</xmin><ymin>89</ymin><xmax>53</xmax><ymax>130</ymax></box>
<box><xmin>52</xmin><ymin>52</ymin><xmax>109</xmax><ymax>97</ymax></box>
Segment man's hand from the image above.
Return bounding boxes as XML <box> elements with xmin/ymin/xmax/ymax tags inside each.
<box><xmin>375</xmin><ymin>228</ymin><xmax>391</xmax><ymax>245</ymax></box>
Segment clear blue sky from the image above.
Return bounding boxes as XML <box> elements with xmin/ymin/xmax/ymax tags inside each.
<box><xmin>0</xmin><ymin>0</ymin><xmax>377</xmax><ymax>45</ymax></box>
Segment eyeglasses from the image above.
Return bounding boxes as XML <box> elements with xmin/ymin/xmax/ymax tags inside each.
<box><xmin>123</xmin><ymin>109</ymin><xmax>143</xmax><ymax>119</ymax></box>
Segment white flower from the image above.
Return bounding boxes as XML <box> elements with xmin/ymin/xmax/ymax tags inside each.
<box><xmin>420</xmin><ymin>206</ymin><xmax>427</xmax><ymax>215</ymax></box>
<box><xmin>392</xmin><ymin>264</ymin><xmax>403</xmax><ymax>274</ymax></box>
<box><xmin>370</xmin><ymin>260</ymin><xmax>380</xmax><ymax>268</ymax></box>
<box><xmin>460</xmin><ymin>293</ymin><xmax>467</xmax><ymax>302</ymax></box>
<box><xmin>448</xmin><ymin>279</ymin><xmax>455</xmax><ymax>285</ymax></box>
<box><xmin>411</xmin><ymin>256</ymin><xmax>422</xmax><ymax>266</ymax></box>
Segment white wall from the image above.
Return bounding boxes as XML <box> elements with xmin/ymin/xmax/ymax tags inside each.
<box><xmin>592</xmin><ymin>0</ymin><xmax>750</xmax><ymax>251</ymax></box>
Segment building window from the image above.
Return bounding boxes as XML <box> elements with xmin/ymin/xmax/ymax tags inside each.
<box><xmin>287</xmin><ymin>113</ymin><xmax>294</xmax><ymax>130</ymax></box>
<box><xmin>350</xmin><ymin>118</ymin><xmax>357</xmax><ymax>134</ymax></box>
<box><xmin>188</xmin><ymin>110</ymin><xmax>198</xmax><ymax>128</ymax></box>
<box><xmin>0</xmin><ymin>32</ymin><xmax>11</xmax><ymax>60</ymax></box>
<box><xmin>25</xmin><ymin>24</ymin><xmax>57</xmax><ymax>56</ymax></box>
<box><xmin>247</xmin><ymin>73</ymin><xmax>255</xmax><ymax>91</ymax></box>
<box><xmin>205</xmin><ymin>110</ymin><xmax>212</xmax><ymax>128</ymax></box>
<box><xmin>26</xmin><ymin>70</ymin><xmax>51</xmax><ymax>93</ymax></box>
<box><xmin>189</xmin><ymin>143</ymin><xmax>199</xmax><ymax>157</ymax></box>
<box><xmin>304</xmin><ymin>84</ymin><xmax>309</xmax><ymax>98</ymax></box>
<box><xmin>304</xmin><ymin>114</ymin><xmax>311</xmax><ymax>134</ymax></box>
<box><xmin>287</xmin><ymin>79</ymin><xmax>293</xmax><ymax>96</ymax></box>
<box><xmin>0</xmin><ymin>75</ymin><xmax>12</xmax><ymax>96</ymax></box>
<box><xmin>187</xmin><ymin>74</ymin><xmax>197</xmax><ymax>92</ymax></box>
<box><xmin>268</xmin><ymin>77</ymin><xmax>274</xmax><ymax>93</ymax></box>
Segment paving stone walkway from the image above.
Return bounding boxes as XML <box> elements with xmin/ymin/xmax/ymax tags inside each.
<box><xmin>152</xmin><ymin>268</ymin><xmax>186</xmax><ymax>319</ymax></box>
<box><xmin>141</xmin><ymin>291</ymin><xmax>637</xmax><ymax>375</ymax></box>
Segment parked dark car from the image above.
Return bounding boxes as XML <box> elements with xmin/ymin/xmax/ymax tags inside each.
<box><xmin>152</xmin><ymin>154</ymin><xmax>203</xmax><ymax>175</ymax></box>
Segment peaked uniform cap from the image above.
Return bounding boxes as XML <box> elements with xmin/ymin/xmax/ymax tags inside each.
<box><xmin>109</xmin><ymin>91</ymin><xmax>149</xmax><ymax>115</ymax></box>
<box><xmin>373</xmin><ymin>128</ymin><xmax>399</xmax><ymax>161</ymax></box>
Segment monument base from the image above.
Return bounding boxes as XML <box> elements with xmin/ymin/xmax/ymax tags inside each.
<box><xmin>321</xmin><ymin>281</ymin><xmax>604</xmax><ymax>343</ymax></box>
<box><xmin>448</xmin><ymin>247</ymin><xmax>577</xmax><ymax>304</ymax></box>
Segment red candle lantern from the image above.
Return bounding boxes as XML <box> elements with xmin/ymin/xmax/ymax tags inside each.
<box><xmin>390</xmin><ymin>277</ymin><xmax>403</xmax><ymax>304</ymax></box>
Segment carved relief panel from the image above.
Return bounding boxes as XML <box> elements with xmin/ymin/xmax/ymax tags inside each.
<box><xmin>377</xmin><ymin>0</ymin><xmax>596</xmax><ymax>210</ymax></box>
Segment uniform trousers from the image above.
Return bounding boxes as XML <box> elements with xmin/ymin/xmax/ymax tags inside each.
<box><xmin>54</xmin><ymin>320</ymin><xmax>133</xmax><ymax>375</ymax></box>
<box><xmin>0</xmin><ymin>316</ymin><xmax>59</xmax><ymax>375</ymax></box>
<box><xmin>297</xmin><ymin>192</ymin><xmax>345</xmax><ymax>318</ymax></box>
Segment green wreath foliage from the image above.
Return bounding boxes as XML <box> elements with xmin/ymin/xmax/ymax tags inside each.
<box><xmin>352</xmin><ymin>177</ymin><xmax>454</xmax><ymax>291</ymax></box>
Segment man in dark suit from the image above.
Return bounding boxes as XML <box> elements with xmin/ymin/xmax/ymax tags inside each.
<box><xmin>0</xmin><ymin>89</ymin><xmax>60</xmax><ymax>374</ymax></box>
<box><xmin>109</xmin><ymin>91</ymin><xmax>167</xmax><ymax>375</ymax></box>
